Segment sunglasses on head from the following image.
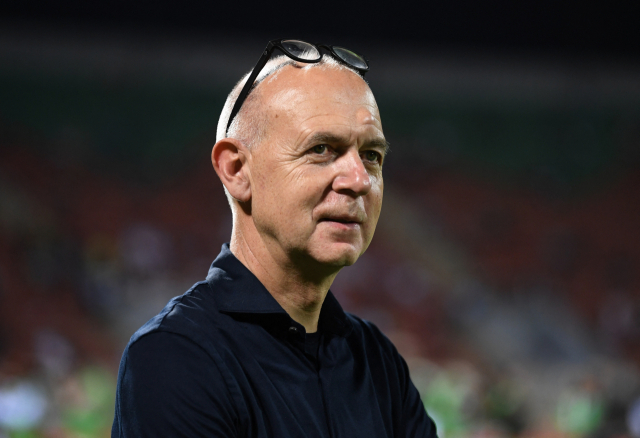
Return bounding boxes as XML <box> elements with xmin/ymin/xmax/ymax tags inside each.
<box><xmin>225</xmin><ymin>39</ymin><xmax>369</xmax><ymax>136</ymax></box>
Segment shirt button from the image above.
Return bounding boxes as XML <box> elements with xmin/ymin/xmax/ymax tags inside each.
<box><xmin>288</xmin><ymin>326</ymin><xmax>299</xmax><ymax>336</ymax></box>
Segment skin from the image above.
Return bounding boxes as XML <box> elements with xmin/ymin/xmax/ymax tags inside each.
<box><xmin>211</xmin><ymin>65</ymin><xmax>387</xmax><ymax>333</ymax></box>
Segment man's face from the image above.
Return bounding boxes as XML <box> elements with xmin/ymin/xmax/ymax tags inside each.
<box><xmin>247</xmin><ymin>66</ymin><xmax>386</xmax><ymax>271</ymax></box>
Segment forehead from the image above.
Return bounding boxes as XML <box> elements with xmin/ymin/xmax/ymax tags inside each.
<box><xmin>259</xmin><ymin>66</ymin><xmax>382</xmax><ymax>139</ymax></box>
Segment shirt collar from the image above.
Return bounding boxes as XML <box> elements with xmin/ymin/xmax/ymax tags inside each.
<box><xmin>206</xmin><ymin>243</ymin><xmax>352</xmax><ymax>337</ymax></box>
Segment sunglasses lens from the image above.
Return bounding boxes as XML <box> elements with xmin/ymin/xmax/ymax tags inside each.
<box><xmin>281</xmin><ymin>40</ymin><xmax>321</xmax><ymax>61</ymax></box>
<box><xmin>332</xmin><ymin>46</ymin><xmax>368</xmax><ymax>70</ymax></box>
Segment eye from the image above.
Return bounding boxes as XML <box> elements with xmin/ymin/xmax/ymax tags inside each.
<box><xmin>311</xmin><ymin>144</ymin><xmax>329</xmax><ymax>154</ymax></box>
<box><xmin>362</xmin><ymin>150</ymin><xmax>382</xmax><ymax>164</ymax></box>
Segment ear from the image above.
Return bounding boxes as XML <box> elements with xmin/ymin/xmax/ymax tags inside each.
<box><xmin>211</xmin><ymin>138</ymin><xmax>252</xmax><ymax>203</ymax></box>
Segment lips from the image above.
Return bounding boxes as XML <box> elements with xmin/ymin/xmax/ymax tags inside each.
<box><xmin>318</xmin><ymin>214</ymin><xmax>364</xmax><ymax>225</ymax></box>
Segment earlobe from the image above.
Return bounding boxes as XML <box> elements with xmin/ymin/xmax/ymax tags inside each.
<box><xmin>211</xmin><ymin>138</ymin><xmax>252</xmax><ymax>203</ymax></box>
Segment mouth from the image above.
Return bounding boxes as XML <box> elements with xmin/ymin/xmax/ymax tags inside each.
<box><xmin>318</xmin><ymin>216</ymin><xmax>363</xmax><ymax>228</ymax></box>
<box><xmin>320</xmin><ymin>218</ymin><xmax>359</xmax><ymax>224</ymax></box>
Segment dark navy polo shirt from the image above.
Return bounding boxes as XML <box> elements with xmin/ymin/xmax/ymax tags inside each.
<box><xmin>112</xmin><ymin>244</ymin><xmax>437</xmax><ymax>438</ymax></box>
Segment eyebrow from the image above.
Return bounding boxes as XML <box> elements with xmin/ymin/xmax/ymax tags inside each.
<box><xmin>306</xmin><ymin>132</ymin><xmax>390</xmax><ymax>156</ymax></box>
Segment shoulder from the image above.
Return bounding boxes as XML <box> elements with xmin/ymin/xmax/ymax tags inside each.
<box><xmin>123</xmin><ymin>330</ymin><xmax>223</xmax><ymax>389</ymax></box>
<box><xmin>119</xmin><ymin>279</ymin><xmax>229</xmax><ymax>392</ymax></box>
<box><xmin>344</xmin><ymin>312</ymin><xmax>410</xmax><ymax>381</ymax></box>
<box><xmin>120</xmin><ymin>280</ymin><xmax>236</xmax><ymax>387</ymax></box>
<box><xmin>345</xmin><ymin>312</ymin><xmax>400</xmax><ymax>356</ymax></box>
<box><xmin>128</xmin><ymin>280</ymin><xmax>218</xmax><ymax>347</ymax></box>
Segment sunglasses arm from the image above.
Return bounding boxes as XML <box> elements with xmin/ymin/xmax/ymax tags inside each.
<box><xmin>225</xmin><ymin>42</ymin><xmax>278</xmax><ymax>135</ymax></box>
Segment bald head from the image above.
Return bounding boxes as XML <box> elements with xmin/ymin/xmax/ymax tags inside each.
<box><xmin>216</xmin><ymin>54</ymin><xmax>366</xmax><ymax>149</ymax></box>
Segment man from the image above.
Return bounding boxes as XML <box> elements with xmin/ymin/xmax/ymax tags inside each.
<box><xmin>112</xmin><ymin>39</ymin><xmax>437</xmax><ymax>438</ymax></box>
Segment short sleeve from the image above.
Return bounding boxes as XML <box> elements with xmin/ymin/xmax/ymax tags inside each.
<box><xmin>112</xmin><ymin>331</ymin><xmax>238</xmax><ymax>438</ymax></box>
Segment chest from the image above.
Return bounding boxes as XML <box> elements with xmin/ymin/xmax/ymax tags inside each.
<box><xmin>217</xmin><ymin>328</ymin><xmax>400</xmax><ymax>438</ymax></box>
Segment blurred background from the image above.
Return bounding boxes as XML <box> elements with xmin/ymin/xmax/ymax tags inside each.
<box><xmin>1</xmin><ymin>2</ymin><xmax>639</xmax><ymax>437</ymax></box>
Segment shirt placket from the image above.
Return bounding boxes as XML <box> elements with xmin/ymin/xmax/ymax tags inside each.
<box><xmin>317</xmin><ymin>334</ymin><xmax>337</xmax><ymax>438</ymax></box>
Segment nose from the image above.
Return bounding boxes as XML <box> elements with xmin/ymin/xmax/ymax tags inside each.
<box><xmin>332</xmin><ymin>150</ymin><xmax>372</xmax><ymax>197</ymax></box>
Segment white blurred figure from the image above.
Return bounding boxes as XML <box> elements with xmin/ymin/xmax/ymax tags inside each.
<box><xmin>0</xmin><ymin>381</ymin><xmax>48</xmax><ymax>432</ymax></box>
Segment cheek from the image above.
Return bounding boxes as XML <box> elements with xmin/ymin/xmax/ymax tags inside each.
<box><xmin>367</xmin><ymin>178</ymin><xmax>384</xmax><ymax>213</ymax></box>
<box><xmin>291</xmin><ymin>168</ymin><xmax>334</xmax><ymax>205</ymax></box>
<box><xmin>252</xmin><ymin>159</ymin><xmax>295</xmax><ymax>206</ymax></box>
<box><xmin>254</xmin><ymin>169</ymin><xmax>325</xmax><ymax>224</ymax></box>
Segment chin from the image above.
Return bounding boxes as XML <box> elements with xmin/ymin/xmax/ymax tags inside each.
<box><xmin>310</xmin><ymin>242</ymin><xmax>363</xmax><ymax>267</ymax></box>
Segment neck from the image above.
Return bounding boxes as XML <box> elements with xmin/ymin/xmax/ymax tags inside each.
<box><xmin>229</xmin><ymin>222</ymin><xmax>339</xmax><ymax>333</ymax></box>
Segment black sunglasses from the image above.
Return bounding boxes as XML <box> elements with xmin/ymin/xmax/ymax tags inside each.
<box><xmin>225</xmin><ymin>39</ymin><xmax>369</xmax><ymax>136</ymax></box>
